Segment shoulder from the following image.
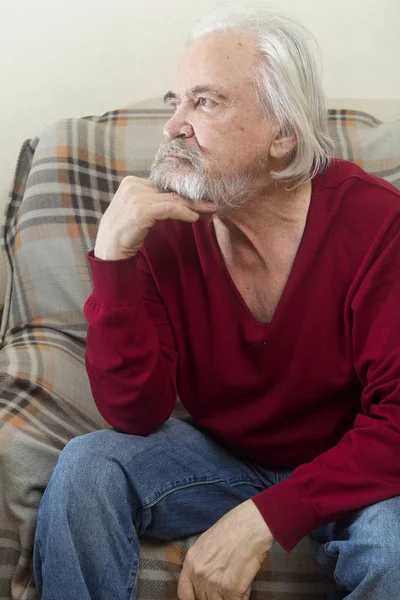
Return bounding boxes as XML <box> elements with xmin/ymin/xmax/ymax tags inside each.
<box><xmin>315</xmin><ymin>158</ymin><xmax>400</xmax><ymax>205</ymax></box>
<box><xmin>314</xmin><ymin>159</ymin><xmax>400</xmax><ymax>228</ymax></box>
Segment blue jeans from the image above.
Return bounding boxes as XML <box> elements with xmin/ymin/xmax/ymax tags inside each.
<box><xmin>33</xmin><ymin>418</ymin><xmax>400</xmax><ymax>599</ymax></box>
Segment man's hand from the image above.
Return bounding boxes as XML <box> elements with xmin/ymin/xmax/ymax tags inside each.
<box><xmin>177</xmin><ymin>500</ymin><xmax>275</xmax><ymax>600</ymax></box>
<box><xmin>94</xmin><ymin>176</ymin><xmax>216</xmax><ymax>261</ymax></box>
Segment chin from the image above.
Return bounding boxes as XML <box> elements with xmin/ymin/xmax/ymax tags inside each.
<box><xmin>150</xmin><ymin>168</ymin><xmax>205</xmax><ymax>203</ymax></box>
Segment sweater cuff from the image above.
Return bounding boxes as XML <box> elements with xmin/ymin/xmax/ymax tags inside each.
<box><xmin>87</xmin><ymin>250</ymin><xmax>142</xmax><ymax>305</ymax></box>
<box><xmin>252</xmin><ymin>476</ymin><xmax>323</xmax><ymax>552</ymax></box>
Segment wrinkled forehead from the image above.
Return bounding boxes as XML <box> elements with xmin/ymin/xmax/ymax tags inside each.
<box><xmin>173</xmin><ymin>31</ymin><xmax>259</xmax><ymax>98</ymax></box>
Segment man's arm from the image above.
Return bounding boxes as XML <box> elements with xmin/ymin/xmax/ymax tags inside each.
<box><xmin>85</xmin><ymin>175</ymin><xmax>216</xmax><ymax>435</ymax></box>
<box><xmin>84</xmin><ymin>250</ymin><xmax>179</xmax><ymax>435</ymax></box>
<box><xmin>252</xmin><ymin>213</ymin><xmax>400</xmax><ymax>551</ymax></box>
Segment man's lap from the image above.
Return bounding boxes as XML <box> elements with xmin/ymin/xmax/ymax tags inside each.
<box><xmin>55</xmin><ymin>417</ymin><xmax>277</xmax><ymax>540</ymax></box>
<box><xmin>54</xmin><ymin>417</ymin><xmax>400</xmax><ymax>564</ymax></box>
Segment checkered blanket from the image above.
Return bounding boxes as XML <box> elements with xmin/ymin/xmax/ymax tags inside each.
<box><xmin>0</xmin><ymin>107</ymin><xmax>399</xmax><ymax>599</ymax></box>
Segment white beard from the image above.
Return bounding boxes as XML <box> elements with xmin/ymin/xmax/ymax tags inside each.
<box><xmin>149</xmin><ymin>141</ymin><xmax>257</xmax><ymax>211</ymax></box>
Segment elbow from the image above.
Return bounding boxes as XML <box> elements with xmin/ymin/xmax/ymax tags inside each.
<box><xmin>93</xmin><ymin>389</ymin><xmax>175</xmax><ymax>437</ymax></box>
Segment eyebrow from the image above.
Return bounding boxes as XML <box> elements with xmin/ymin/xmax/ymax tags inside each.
<box><xmin>163</xmin><ymin>85</ymin><xmax>229</xmax><ymax>104</ymax></box>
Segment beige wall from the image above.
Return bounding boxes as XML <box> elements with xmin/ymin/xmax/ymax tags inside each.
<box><xmin>0</xmin><ymin>0</ymin><xmax>399</xmax><ymax>297</ymax></box>
<box><xmin>2</xmin><ymin>0</ymin><xmax>400</xmax><ymax>198</ymax></box>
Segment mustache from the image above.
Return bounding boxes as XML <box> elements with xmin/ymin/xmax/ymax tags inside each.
<box><xmin>153</xmin><ymin>140</ymin><xmax>205</xmax><ymax>169</ymax></box>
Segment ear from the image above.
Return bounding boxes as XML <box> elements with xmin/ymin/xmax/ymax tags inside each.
<box><xmin>269</xmin><ymin>129</ymin><xmax>297</xmax><ymax>159</ymax></box>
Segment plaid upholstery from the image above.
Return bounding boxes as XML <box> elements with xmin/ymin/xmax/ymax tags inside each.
<box><xmin>0</xmin><ymin>107</ymin><xmax>399</xmax><ymax>600</ymax></box>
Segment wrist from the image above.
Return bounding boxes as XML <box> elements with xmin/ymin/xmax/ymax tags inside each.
<box><xmin>246</xmin><ymin>500</ymin><xmax>275</xmax><ymax>548</ymax></box>
<box><xmin>94</xmin><ymin>243</ymin><xmax>136</xmax><ymax>262</ymax></box>
<box><xmin>94</xmin><ymin>250</ymin><xmax>131</xmax><ymax>261</ymax></box>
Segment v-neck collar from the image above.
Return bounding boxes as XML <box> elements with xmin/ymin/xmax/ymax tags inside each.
<box><xmin>206</xmin><ymin>174</ymin><xmax>327</xmax><ymax>329</ymax></box>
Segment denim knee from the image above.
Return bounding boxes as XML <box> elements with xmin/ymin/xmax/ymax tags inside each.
<box><xmin>325</xmin><ymin>497</ymin><xmax>400</xmax><ymax>592</ymax></box>
<box><xmin>57</xmin><ymin>430</ymin><xmax>117</xmax><ymax>477</ymax></box>
<box><xmin>34</xmin><ymin>430</ymin><xmax>143</xmax><ymax>599</ymax></box>
<box><xmin>359</xmin><ymin>499</ymin><xmax>400</xmax><ymax>579</ymax></box>
<box><xmin>42</xmin><ymin>430</ymin><xmax>137</xmax><ymax>507</ymax></box>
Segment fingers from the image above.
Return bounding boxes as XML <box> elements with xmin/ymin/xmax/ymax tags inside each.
<box><xmin>150</xmin><ymin>202</ymin><xmax>201</xmax><ymax>224</ymax></box>
<box><xmin>167</xmin><ymin>193</ymin><xmax>217</xmax><ymax>214</ymax></box>
<box><xmin>124</xmin><ymin>175</ymin><xmax>154</xmax><ymax>187</ymax></box>
<box><xmin>119</xmin><ymin>176</ymin><xmax>217</xmax><ymax>213</ymax></box>
<box><xmin>243</xmin><ymin>586</ymin><xmax>251</xmax><ymax>600</ymax></box>
<box><xmin>177</xmin><ymin>568</ymin><xmax>196</xmax><ymax>600</ymax></box>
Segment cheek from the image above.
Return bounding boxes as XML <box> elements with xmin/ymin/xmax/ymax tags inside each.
<box><xmin>195</xmin><ymin>120</ymin><xmax>242</xmax><ymax>153</ymax></box>
<box><xmin>193</xmin><ymin>117</ymin><xmax>270</xmax><ymax>168</ymax></box>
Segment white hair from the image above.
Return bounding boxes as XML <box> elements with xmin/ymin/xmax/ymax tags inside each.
<box><xmin>190</xmin><ymin>8</ymin><xmax>335</xmax><ymax>187</ymax></box>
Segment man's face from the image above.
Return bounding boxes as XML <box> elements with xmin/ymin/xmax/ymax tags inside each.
<box><xmin>150</xmin><ymin>31</ymin><xmax>278</xmax><ymax>209</ymax></box>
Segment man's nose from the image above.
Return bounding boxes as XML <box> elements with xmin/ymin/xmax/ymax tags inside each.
<box><xmin>163</xmin><ymin>112</ymin><xmax>194</xmax><ymax>140</ymax></box>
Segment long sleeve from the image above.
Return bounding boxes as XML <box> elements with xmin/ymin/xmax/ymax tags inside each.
<box><xmin>252</xmin><ymin>213</ymin><xmax>400</xmax><ymax>552</ymax></box>
<box><xmin>84</xmin><ymin>250</ymin><xmax>178</xmax><ymax>435</ymax></box>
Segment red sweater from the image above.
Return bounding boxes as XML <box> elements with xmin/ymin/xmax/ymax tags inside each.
<box><xmin>85</xmin><ymin>159</ymin><xmax>400</xmax><ymax>552</ymax></box>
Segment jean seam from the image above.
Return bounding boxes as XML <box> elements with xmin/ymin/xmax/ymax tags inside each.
<box><xmin>143</xmin><ymin>477</ymin><xmax>264</xmax><ymax>509</ymax></box>
<box><xmin>127</xmin><ymin>539</ymin><xmax>140</xmax><ymax>600</ymax></box>
<box><xmin>230</xmin><ymin>480</ymin><xmax>265</xmax><ymax>490</ymax></box>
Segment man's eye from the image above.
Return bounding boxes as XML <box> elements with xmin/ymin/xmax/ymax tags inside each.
<box><xmin>197</xmin><ymin>97</ymin><xmax>216</xmax><ymax>109</ymax></box>
<box><xmin>170</xmin><ymin>102</ymin><xmax>179</xmax><ymax>112</ymax></box>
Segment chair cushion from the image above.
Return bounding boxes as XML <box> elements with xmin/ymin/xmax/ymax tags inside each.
<box><xmin>328</xmin><ymin>110</ymin><xmax>400</xmax><ymax>188</ymax></box>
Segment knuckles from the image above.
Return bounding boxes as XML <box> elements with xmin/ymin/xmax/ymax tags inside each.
<box><xmin>121</xmin><ymin>175</ymin><xmax>139</xmax><ymax>184</ymax></box>
<box><xmin>185</xmin><ymin>556</ymin><xmax>243</xmax><ymax>597</ymax></box>
<box><xmin>118</xmin><ymin>177</ymin><xmax>137</xmax><ymax>192</ymax></box>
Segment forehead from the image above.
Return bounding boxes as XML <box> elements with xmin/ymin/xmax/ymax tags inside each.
<box><xmin>173</xmin><ymin>31</ymin><xmax>259</xmax><ymax>97</ymax></box>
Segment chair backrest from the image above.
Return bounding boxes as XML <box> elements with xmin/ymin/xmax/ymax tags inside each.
<box><xmin>0</xmin><ymin>107</ymin><xmax>399</xmax><ymax>409</ymax></box>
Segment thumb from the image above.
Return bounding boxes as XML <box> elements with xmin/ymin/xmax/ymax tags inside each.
<box><xmin>177</xmin><ymin>567</ymin><xmax>196</xmax><ymax>600</ymax></box>
<box><xmin>242</xmin><ymin>586</ymin><xmax>252</xmax><ymax>600</ymax></box>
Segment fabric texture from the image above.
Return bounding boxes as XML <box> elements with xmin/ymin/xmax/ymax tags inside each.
<box><xmin>0</xmin><ymin>107</ymin><xmax>399</xmax><ymax>599</ymax></box>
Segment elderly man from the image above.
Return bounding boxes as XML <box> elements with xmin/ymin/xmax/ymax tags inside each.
<box><xmin>33</xmin><ymin>9</ymin><xmax>400</xmax><ymax>600</ymax></box>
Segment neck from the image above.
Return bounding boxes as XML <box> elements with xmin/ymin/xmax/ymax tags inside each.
<box><xmin>213</xmin><ymin>179</ymin><xmax>312</xmax><ymax>244</ymax></box>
